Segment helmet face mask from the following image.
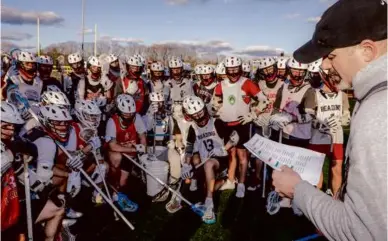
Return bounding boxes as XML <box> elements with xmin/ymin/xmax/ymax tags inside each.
<box><xmin>127</xmin><ymin>65</ymin><xmax>141</xmax><ymax>78</ymax></box>
<box><xmin>261</xmin><ymin>65</ymin><xmax>278</xmax><ymax>82</ymax></box>
<box><xmin>190</xmin><ymin>108</ymin><xmax>209</xmax><ymax>127</ymax></box>
<box><xmin>47</xmin><ymin>120</ymin><xmax>71</xmax><ymax>143</ymax></box>
<box><xmin>288</xmin><ymin>68</ymin><xmax>307</xmax><ymax>86</ymax></box>
<box><xmin>19</xmin><ymin>61</ymin><xmax>37</xmax><ymax>80</ymax></box>
<box><xmin>201</xmin><ymin>73</ymin><xmax>215</xmax><ymax>86</ymax></box>
<box><xmin>71</xmin><ymin>61</ymin><xmax>85</xmax><ymax>75</ymax></box>
<box><xmin>89</xmin><ymin>65</ymin><xmax>102</xmax><ymax>79</ymax></box>
<box><xmin>38</xmin><ymin>64</ymin><xmax>53</xmax><ymax>79</ymax></box>
<box><xmin>308</xmin><ymin>72</ymin><xmax>323</xmax><ymax>89</ymax></box>
<box><xmin>170</xmin><ymin>67</ymin><xmax>183</xmax><ymax>81</ymax></box>
<box><xmin>1</xmin><ymin>122</ymin><xmax>21</xmax><ymax>141</ymax></box>
<box><xmin>226</xmin><ymin>66</ymin><xmax>241</xmax><ymax>82</ymax></box>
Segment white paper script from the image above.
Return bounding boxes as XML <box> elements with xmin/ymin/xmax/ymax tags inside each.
<box><xmin>244</xmin><ymin>134</ymin><xmax>325</xmax><ymax>186</ymax></box>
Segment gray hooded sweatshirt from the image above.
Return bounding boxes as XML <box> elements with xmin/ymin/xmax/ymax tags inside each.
<box><xmin>294</xmin><ymin>54</ymin><xmax>387</xmax><ymax>241</ymax></box>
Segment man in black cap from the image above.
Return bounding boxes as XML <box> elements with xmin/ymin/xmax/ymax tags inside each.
<box><xmin>272</xmin><ymin>0</ymin><xmax>387</xmax><ymax>240</ymax></box>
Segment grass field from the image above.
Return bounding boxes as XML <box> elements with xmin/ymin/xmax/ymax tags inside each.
<box><xmin>67</xmin><ymin>99</ymin><xmax>356</xmax><ymax>241</ymax></box>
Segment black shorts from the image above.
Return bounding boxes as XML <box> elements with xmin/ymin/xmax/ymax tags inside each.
<box><xmin>213</xmin><ymin>156</ymin><xmax>229</xmax><ymax>173</ymax></box>
<box><xmin>224</xmin><ymin>124</ymin><xmax>251</xmax><ymax>148</ymax></box>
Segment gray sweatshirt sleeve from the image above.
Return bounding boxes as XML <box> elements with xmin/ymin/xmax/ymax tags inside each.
<box><xmin>293</xmin><ymin>91</ymin><xmax>387</xmax><ymax>241</ymax></box>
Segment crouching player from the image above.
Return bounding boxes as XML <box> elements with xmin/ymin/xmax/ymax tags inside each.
<box><xmin>105</xmin><ymin>94</ymin><xmax>147</xmax><ymax>212</ymax></box>
<box><xmin>181</xmin><ymin>96</ymin><xmax>239</xmax><ymax>224</ymax></box>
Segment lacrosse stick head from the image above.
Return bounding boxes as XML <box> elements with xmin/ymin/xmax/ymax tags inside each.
<box><xmin>79</xmin><ymin>128</ymin><xmax>98</xmax><ymax>143</ymax></box>
<box><xmin>191</xmin><ymin>202</ymin><xmax>206</xmax><ymax>217</ymax></box>
<box><xmin>266</xmin><ymin>191</ymin><xmax>281</xmax><ymax>215</ymax></box>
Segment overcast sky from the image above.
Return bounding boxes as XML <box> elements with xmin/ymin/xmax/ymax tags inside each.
<box><xmin>1</xmin><ymin>0</ymin><xmax>335</xmax><ymax>57</ymax></box>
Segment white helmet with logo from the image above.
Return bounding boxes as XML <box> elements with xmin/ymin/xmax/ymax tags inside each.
<box><xmin>149</xmin><ymin>92</ymin><xmax>164</xmax><ymax>102</ymax></box>
<box><xmin>200</xmin><ymin>65</ymin><xmax>214</xmax><ymax>75</ymax></box>
<box><xmin>183</xmin><ymin>95</ymin><xmax>205</xmax><ymax>115</ymax></box>
<box><xmin>39</xmin><ymin>104</ymin><xmax>72</xmax><ymax>122</ymax></box>
<box><xmin>18</xmin><ymin>51</ymin><xmax>36</xmax><ymax>62</ymax></box>
<box><xmin>151</xmin><ymin>62</ymin><xmax>164</xmax><ymax>71</ymax></box>
<box><xmin>287</xmin><ymin>57</ymin><xmax>308</xmax><ymax>70</ymax></box>
<box><xmin>37</xmin><ymin>55</ymin><xmax>53</xmax><ymax>65</ymax></box>
<box><xmin>215</xmin><ymin>63</ymin><xmax>226</xmax><ymax>75</ymax></box>
<box><xmin>257</xmin><ymin>57</ymin><xmax>277</xmax><ymax>70</ymax></box>
<box><xmin>242</xmin><ymin>62</ymin><xmax>251</xmax><ymax>72</ymax></box>
<box><xmin>127</xmin><ymin>56</ymin><xmax>143</xmax><ymax>67</ymax></box>
<box><xmin>88</xmin><ymin>56</ymin><xmax>101</xmax><ymax>67</ymax></box>
<box><xmin>308</xmin><ymin>58</ymin><xmax>323</xmax><ymax>73</ymax></box>
<box><xmin>277</xmin><ymin>57</ymin><xmax>289</xmax><ymax>69</ymax></box>
<box><xmin>68</xmin><ymin>52</ymin><xmax>83</xmax><ymax>64</ymax></box>
<box><xmin>169</xmin><ymin>58</ymin><xmax>183</xmax><ymax>68</ymax></box>
<box><xmin>106</xmin><ymin>54</ymin><xmax>118</xmax><ymax>64</ymax></box>
<box><xmin>41</xmin><ymin>91</ymin><xmax>70</xmax><ymax>107</ymax></box>
<box><xmin>224</xmin><ymin>56</ymin><xmax>242</xmax><ymax>68</ymax></box>
<box><xmin>133</xmin><ymin>54</ymin><xmax>145</xmax><ymax>66</ymax></box>
<box><xmin>1</xmin><ymin>101</ymin><xmax>25</xmax><ymax>124</ymax></box>
<box><xmin>74</xmin><ymin>99</ymin><xmax>102</xmax><ymax>128</ymax></box>
<box><xmin>116</xmin><ymin>94</ymin><xmax>136</xmax><ymax>114</ymax></box>
<box><xmin>194</xmin><ymin>64</ymin><xmax>204</xmax><ymax>75</ymax></box>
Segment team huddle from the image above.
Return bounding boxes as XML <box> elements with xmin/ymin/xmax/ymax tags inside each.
<box><xmin>0</xmin><ymin>49</ymin><xmax>351</xmax><ymax>240</ymax></box>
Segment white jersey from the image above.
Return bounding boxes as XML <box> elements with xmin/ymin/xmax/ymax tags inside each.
<box><xmin>310</xmin><ymin>90</ymin><xmax>344</xmax><ymax>145</ymax></box>
<box><xmin>219</xmin><ymin>77</ymin><xmax>250</xmax><ymax>122</ymax></box>
<box><xmin>279</xmin><ymin>83</ymin><xmax>312</xmax><ymax>140</ymax></box>
<box><xmin>8</xmin><ymin>74</ymin><xmax>42</xmax><ymax>106</ymax></box>
<box><xmin>145</xmin><ymin>112</ymin><xmax>172</xmax><ymax>142</ymax></box>
<box><xmin>191</xmin><ymin>118</ymin><xmax>226</xmax><ymax>161</ymax></box>
<box><xmin>258</xmin><ymin>80</ymin><xmax>283</xmax><ymax>117</ymax></box>
<box><xmin>166</xmin><ymin>78</ymin><xmax>193</xmax><ymax>104</ymax></box>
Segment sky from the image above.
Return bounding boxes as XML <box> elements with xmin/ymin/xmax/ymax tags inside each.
<box><xmin>1</xmin><ymin>0</ymin><xmax>336</xmax><ymax>57</ymax></box>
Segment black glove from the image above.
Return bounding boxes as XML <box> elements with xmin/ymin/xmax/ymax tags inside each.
<box><xmin>9</xmin><ymin>137</ymin><xmax>38</xmax><ymax>161</ymax></box>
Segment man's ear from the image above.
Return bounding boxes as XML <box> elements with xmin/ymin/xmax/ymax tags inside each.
<box><xmin>359</xmin><ymin>40</ymin><xmax>378</xmax><ymax>63</ymax></box>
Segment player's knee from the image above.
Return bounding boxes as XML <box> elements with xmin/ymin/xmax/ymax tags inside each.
<box><xmin>108</xmin><ymin>152</ymin><xmax>122</xmax><ymax>168</ymax></box>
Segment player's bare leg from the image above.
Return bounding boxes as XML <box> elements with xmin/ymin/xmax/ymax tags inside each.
<box><xmin>331</xmin><ymin>159</ymin><xmax>343</xmax><ymax>196</ymax></box>
<box><xmin>220</xmin><ymin>147</ymin><xmax>237</xmax><ymax>190</ymax></box>
<box><xmin>203</xmin><ymin>158</ymin><xmax>220</xmax><ymax>224</ymax></box>
<box><xmin>108</xmin><ymin>151</ymin><xmax>122</xmax><ymax>189</ymax></box>
<box><xmin>35</xmin><ymin>200</ymin><xmax>65</xmax><ymax>241</ymax></box>
<box><xmin>236</xmin><ymin>148</ymin><xmax>247</xmax><ymax>198</ymax></box>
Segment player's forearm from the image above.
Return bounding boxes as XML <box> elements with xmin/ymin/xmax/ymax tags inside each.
<box><xmin>108</xmin><ymin>142</ymin><xmax>135</xmax><ymax>153</ymax></box>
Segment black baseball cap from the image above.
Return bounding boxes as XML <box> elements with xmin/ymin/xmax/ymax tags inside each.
<box><xmin>294</xmin><ymin>0</ymin><xmax>387</xmax><ymax>63</ymax></box>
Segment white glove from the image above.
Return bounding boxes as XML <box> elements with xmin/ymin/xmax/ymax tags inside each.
<box><xmin>135</xmin><ymin>144</ymin><xmax>146</xmax><ymax>154</ymax></box>
<box><xmin>88</xmin><ymin>136</ymin><xmax>101</xmax><ymax>151</ymax></box>
<box><xmin>323</xmin><ymin>115</ymin><xmax>341</xmax><ymax>134</ymax></box>
<box><xmin>256</xmin><ymin>91</ymin><xmax>269</xmax><ymax>102</ymax></box>
<box><xmin>67</xmin><ymin>171</ymin><xmax>81</xmax><ymax>197</ymax></box>
<box><xmin>269</xmin><ymin>112</ymin><xmax>293</xmax><ymax>130</ymax></box>
<box><xmin>181</xmin><ymin>163</ymin><xmax>193</xmax><ymax>179</ymax></box>
<box><xmin>139</xmin><ymin>153</ymin><xmax>149</xmax><ymax>165</ymax></box>
<box><xmin>66</xmin><ymin>154</ymin><xmax>84</xmax><ymax>171</ymax></box>
<box><xmin>254</xmin><ymin>115</ymin><xmax>271</xmax><ymax>127</ymax></box>
<box><xmin>341</xmin><ymin>111</ymin><xmax>351</xmax><ymax>126</ymax></box>
<box><xmin>237</xmin><ymin>112</ymin><xmax>257</xmax><ymax>125</ymax></box>
<box><xmin>229</xmin><ymin>131</ymin><xmax>240</xmax><ymax>147</ymax></box>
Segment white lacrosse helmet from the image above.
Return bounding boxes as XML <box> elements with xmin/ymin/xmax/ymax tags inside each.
<box><xmin>169</xmin><ymin>58</ymin><xmax>183</xmax><ymax>68</ymax></box>
<box><xmin>39</xmin><ymin>104</ymin><xmax>72</xmax><ymax>122</ymax></box>
<box><xmin>41</xmin><ymin>91</ymin><xmax>70</xmax><ymax>107</ymax></box>
<box><xmin>194</xmin><ymin>64</ymin><xmax>204</xmax><ymax>75</ymax></box>
<box><xmin>133</xmin><ymin>54</ymin><xmax>145</xmax><ymax>66</ymax></box>
<box><xmin>37</xmin><ymin>55</ymin><xmax>53</xmax><ymax>65</ymax></box>
<box><xmin>0</xmin><ymin>101</ymin><xmax>25</xmax><ymax>124</ymax></box>
<box><xmin>287</xmin><ymin>57</ymin><xmax>308</xmax><ymax>70</ymax></box>
<box><xmin>224</xmin><ymin>56</ymin><xmax>242</xmax><ymax>68</ymax></box>
<box><xmin>277</xmin><ymin>57</ymin><xmax>289</xmax><ymax>69</ymax></box>
<box><xmin>215</xmin><ymin>63</ymin><xmax>226</xmax><ymax>75</ymax></box>
<box><xmin>88</xmin><ymin>56</ymin><xmax>101</xmax><ymax>67</ymax></box>
<box><xmin>116</xmin><ymin>94</ymin><xmax>136</xmax><ymax>114</ymax></box>
<box><xmin>151</xmin><ymin>62</ymin><xmax>164</xmax><ymax>71</ymax></box>
<box><xmin>46</xmin><ymin>85</ymin><xmax>62</xmax><ymax>92</ymax></box>
<box><xmin>106</xmin><ymin>54</ymin><xmax>118</xmax><ymax>64</ymax></box>
<box><xmin>201</xmin><ymin>65</ymin><xmax>214</xmax><ymax>75</ymax></box>
<box><xmin>18</xmin><ymin>51</ymin><xmax>36</xmax><ymax>62</ymax></box>
<box><xmin>74</xmin><ymin>99</ymin><xmax>102</xmax><ymax>128</ymax></box>
<box><xmin>242</xmin><ymin>62</ymin><xmax>251</xmax><ymax>72</ymax></box>
<box><xmin>68</xmin><ymin>52</ymin><xmax>83</xmax><ymax>64</ymax></box>
<box><xmin>101</xmin><ymin>76</ymin><xmax>114</xmax><ymax>90</ymax></box>
<box><xmin>183</xmin><ymin>95</ymin><xmax>205</xmax><ymax>115</ymax></box>
<box><xmin>1</xmin><ymin>141</ymin><xmax>13</xmax><ymax>169</ymax></box>
<box><xmin>127</xmin><ymin>56</ymin><xmax>143</xmax><ymax>67</ymax></box>
<box><xmin>257</xmin><ymin>57</ymin><xmax>277</xmax><ymax>70</ymax></box>
<box><xmin>183</xmin><ymin>62</ymin><xmax>192</xmax><ymax>71</ymax></box>
<box><xmin>149</xmin><ymin>92</ymin><xmax>164</xmax><ymax>102</ymax></box>
<box><xmin>308</xmin><ymin>58</ymin><xmax>323</xmax><ymax>73</ymax></box>
<box><xmin>125</xmin><ymin>80</ymin><xmax>139</xmax><ymax>95</ymax></box>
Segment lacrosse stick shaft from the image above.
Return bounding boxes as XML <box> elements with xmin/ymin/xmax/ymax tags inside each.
<box><xmin>261</xmin><ymin>127</ymin><xmax>270</xmax><ymax>198</ymax></box>
<box><xmin>92</xmin><ymin>151</ymin><xmax>119</xmax><ymax>221</ymax></box>
<box><xmin>24</xmin><ymin>156</ymin><xmax>34</xmax><ymax>241</ymax></box>
<box><xmin>27</xmin><ymin>110</ymin><xmax>135</xmax><ymax>230</ymax></box>
<box><xmin>153</xmin><ymin>113</ymin><xmax>156</xmax><ymax>155</ymax></box>
<box><xmin>123</xmin><ymin>153</ymin><xmax>194</xmax><ymax>206</ymax></box>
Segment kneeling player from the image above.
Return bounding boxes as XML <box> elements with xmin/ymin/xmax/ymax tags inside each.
<box><xmin>181</xmin><ymin>96</ymin><xmax>239</xmax><ymax>224</ymax></box>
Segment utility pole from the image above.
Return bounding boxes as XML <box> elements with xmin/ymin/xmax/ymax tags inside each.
<box><xmin>81</xmin><ymin>0</ymin><xmax>85</xmax><ymax>58</ymax></box>
<box><xmin>37</xmin><ymin>17</ymin><xmax>40</xmax><ymax>56</ymax></box>
<box><xmin>94</xmin><ymin>24</ymin><xmax>97</xmax><ymax>56</ymax></box>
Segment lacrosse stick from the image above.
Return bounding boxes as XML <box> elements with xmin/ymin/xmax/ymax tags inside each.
<box><xmin>266</xmin><ymin>129</ymin><xmax>282</xmax><ymax>215</ymax></box>
<box><xmin>9</xmin><ymin>92</ymin><xmax>135</xmax><ymax>230</ymax></box>
<box><xmin>123</xmin><ymin>153</ymin><xmax>206</xmax><ymax>217</ymax></box>
<box><xmin>23</xmin><ymin>156</ymin><xmax>34</xmax><ymax>241</ymax></box>
<box><xmin>261</xmin><ymin>127</ymin><xmax>272</xmax><ymax>198</ymax></box>
<box><xmin>294</xmin><ymin>233</ymin><xmax>321</xmax><ymax>241</ymax></box>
